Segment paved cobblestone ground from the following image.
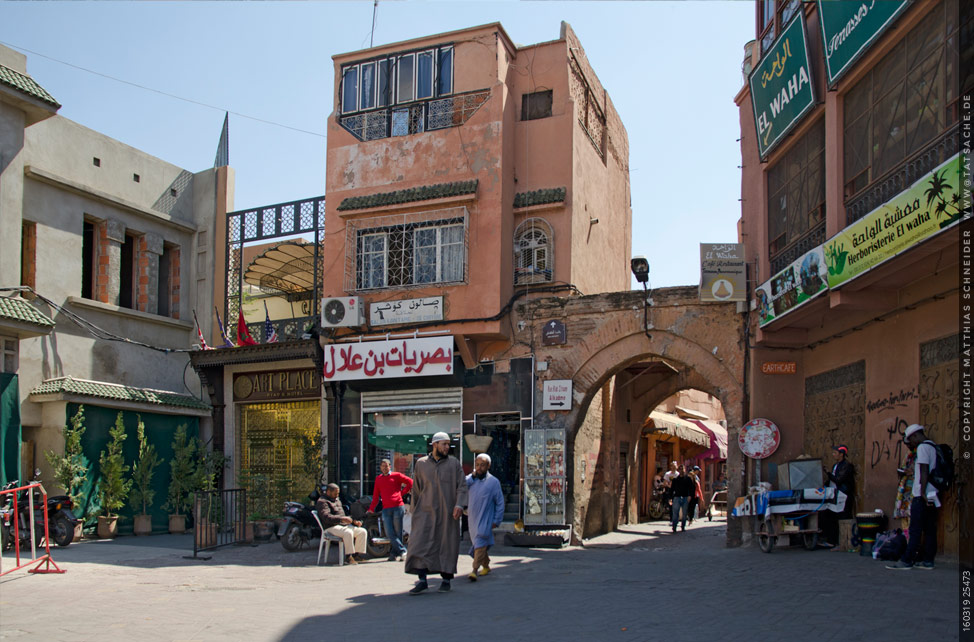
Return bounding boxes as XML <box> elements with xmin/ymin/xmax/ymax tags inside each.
<box><xmin>0</xmin><ymin>517</ymin><xmax>960</xmax><ymax>641</ymax></box>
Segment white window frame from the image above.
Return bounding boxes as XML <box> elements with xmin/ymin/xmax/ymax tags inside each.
<box><xmin>514</xmin><ymin>218</ymin><xmax>554</xmax><ymax>285</ymax></box>
<box><xmin>359</xmin><ymin>232</ymin><xmax>388</xmax><ymax>289</ymax></box>
<box><xmin>413</xmin><ymin>223</ymin><xmax>464</xmax><ymax>284</ymax></box>
<box><xmin>1</xmin><ymin>335</ymin><xmax>18</xmax><ymax>374</ymax></box>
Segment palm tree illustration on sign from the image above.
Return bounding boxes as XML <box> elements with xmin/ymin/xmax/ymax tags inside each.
<box><xmin>924</xmin><ymin>168</ymin><xmax>961</xmax><ymax>229</ymax></box>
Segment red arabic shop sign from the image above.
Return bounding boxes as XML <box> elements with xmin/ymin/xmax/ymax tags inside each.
<box><xmin>322</xmin><ymin>336</ymin><xmax>454</xmax><ymax>381</ymax></box>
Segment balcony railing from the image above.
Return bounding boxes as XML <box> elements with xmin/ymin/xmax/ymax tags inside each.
<box><xmin>339</xmin><ymin>89</ymin><xmax>490</xmax><ymax>142</ymax></box>
<box><xmin>769</xmin><ymin>221</ymin><xmax>827</xmax><ymax>276</ymax></box>
<box><xmin>844</xmin><ymin>125</ymin><xmax>960</xmax><ymax>226</ymax></box>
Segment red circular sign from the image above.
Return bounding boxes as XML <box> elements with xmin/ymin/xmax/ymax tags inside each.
<box><xmin>739</xmin><ymin>418</ymin><xmax>780</xmax><ymax>459</ymax></box>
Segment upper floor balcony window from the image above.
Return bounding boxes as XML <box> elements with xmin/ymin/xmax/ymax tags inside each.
<box><xmin>757</xmin><ymin>0</ymin><xmax>801</xmax><ymax>55</ymax></box>
<box><xmin>339</xmin><ymin>46</ymin><xmax>490</xmax><ymax>143</ymax></box>
<box><xmin>346</xmin><ymin>207</ymin><xmax>468</xmax><ymax>292</ymax></box>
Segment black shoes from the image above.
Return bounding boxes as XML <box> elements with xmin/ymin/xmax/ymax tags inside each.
<box><xmin>409</xmin><ymin>581</ymin><xmax>429</xmax><ymax>595</ymax></box>
<box><xmin>438</xmin><ymin>581</ymin><xmax>451</xmax><ymax>593</ymax></box>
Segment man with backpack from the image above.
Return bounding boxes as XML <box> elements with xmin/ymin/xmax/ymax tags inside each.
<box><xmin>886</xmin><ymin>424</ymin><xmax>942</xmax><ymax>570</ymax></box>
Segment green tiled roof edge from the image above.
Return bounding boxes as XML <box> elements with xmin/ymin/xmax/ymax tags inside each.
<box><xmin>337</xmin><ymin>179</ymin><xmax>478</xmax><ymax>211</ymax></box>
<box><xmin>30</xmin><ymin>377</ymin><xmax>211</xmax><ymax>411</ymax></box>
<box><xmin>514</xmin><ymin>187</ymin><xmax>566</xmax><ymax>208</ymax></box>
<box><xmin>0</xmin><ymin>64</ymin><xmax>60</xmax><ymax>108</ymax></box>
<box><xmin>0</xmin><ymin>296</ymin><xmax>55</xmax><ymax>328</ymax></box>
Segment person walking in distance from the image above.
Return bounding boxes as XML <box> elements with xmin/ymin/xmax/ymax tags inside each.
<box><xmin>366</xmin><ymin>459</ymin><xmax>413</xmax><ymax>561</ymax></box>
<box><xmin>670</xmin><ymin>464</ymin><xmax>694</xmax><ymax>532</ymax></box>
<box><xmin>405</xmin><ymin>432</ymin><xmax>468</xmax><ymax>594</ymax></box>
<box><xmin>465</xmin><ymin>453</ymin><xmax>505</xmax><ymax>582</ymax></box>
<box><xmin>887</xmin><ymin>425</ymin><xmax>941</xmax><ymax>570</ymax></box>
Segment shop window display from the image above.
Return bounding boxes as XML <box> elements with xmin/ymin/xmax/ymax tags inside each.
<box><xmin>523</xmin><ymin>428</ymin><xmax>566</xmax><ymax>525</ymax></box>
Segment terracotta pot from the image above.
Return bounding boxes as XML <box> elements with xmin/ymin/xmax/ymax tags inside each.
<box><xmin>195</xmin><ymin>521</ymin><xmax>218</xmax><ymax>549</ymax></box>
<box><xmin>96</xmin><ymin>515</ymin><xmax>118</xmax><ymax>539</ymax></box>
<box><xmin>168</xmin><ymin>514</ymin><xmax>187</xmax><ymax>534</ymax></box>
<box><xmin>236</xmin><ymin>520</ymin><xmax>255</xmax><ymax>543</ymax></box>
<box><xmin>133</xmin><ymin>514</ymin><xmax>152</xmax><ymax>536</ymax></box>
<box><xmin>253</xmin><ymin>520</ymin><xmax>275</xmax><ymax>541</ymax></box>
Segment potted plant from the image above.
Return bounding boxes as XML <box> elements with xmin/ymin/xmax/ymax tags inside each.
<box><xmin>239</xmin><ymin>469</ymin><xmax>274</xmax><ymax>541</ymax></box>
<box><xmin>194</xmin><ymin>448</ymin><xmax>226</xmax><ymax>549</ymax></box>
<box><xmin>128</xmin><ymin>416</ymin><xmax>160</xmax><ymax>536</ymax></box>
<box><xmin>164</xmin><ymin>424</ymin><xmax>197</xmax><ymax>534</ymax></box>
<box><xmin>95</xmin><ymin>412</ymin><xmax>132</xmax><ymax>539</ymax></box>
<box><xmin>45</xmin><ymin>404</ymin><xmax>89</xmax><ymax>541</ymax></box>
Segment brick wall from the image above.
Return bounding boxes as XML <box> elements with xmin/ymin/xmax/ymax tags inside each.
<box><xmin>136</xmin><ymin>235</ymin><xmax>151</xmax><ymax>312</ymax></box>
<box><xmin>20</xmin><ymin>221</ymin><xmax>35</xmax><ymax>289</ymax></box>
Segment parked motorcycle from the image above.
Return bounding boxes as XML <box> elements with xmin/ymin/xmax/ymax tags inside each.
<box><xmin>278</xmin><ymin>487</ymin><xmax>389</xmax><ymax>558</ymax></box>
<box><xmin>0</xmin><ymin>472</ymin><xmax>80</xmax><ymax>549</ymax></box>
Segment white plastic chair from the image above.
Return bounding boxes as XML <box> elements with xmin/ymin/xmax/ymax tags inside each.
<box><xmin>311</xmin><ymin>512</ymin><xmax>344</xmax><ymax>566</ymax></box>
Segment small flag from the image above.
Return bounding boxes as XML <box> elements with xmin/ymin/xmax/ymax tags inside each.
<box><xmin>264</xmin><ymin>301</ymin><xmax>279</xmax><ymax>343</ymax></box>
<box><xmin>193</xmin><ymin>310</ymin><xmax>211</xmax><ymax>350</ymax></box>
<box><xmin>215</xmin><ymin>307</ymin><xmax>235</xmax><ymax>348</ymax></box>
<box><xmin>237</xmin><ymin>309</ymin><xmax>258</xmax><ymax>346</ymax></box>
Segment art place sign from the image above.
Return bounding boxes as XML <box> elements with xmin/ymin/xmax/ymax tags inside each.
<box><xmin>322</xmin><ymin>335</ymin><xmax>454</xmax><ymax>381</ymax></box>
<box><xmin>749</xmin><ymin>13</ymin><xmax>816</xmax><ymax>159</ymax></box>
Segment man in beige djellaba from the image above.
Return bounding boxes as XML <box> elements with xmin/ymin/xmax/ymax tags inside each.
<box><xmin>405</xmin><ymin>431</ymin><xmax>468</xmax><ymax>595</ymax></box>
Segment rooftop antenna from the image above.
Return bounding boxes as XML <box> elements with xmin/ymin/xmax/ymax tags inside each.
<box><xmin>370</xmin><ymin>0</ymin><xmax>378</xmax><ymax>48</ymax></box>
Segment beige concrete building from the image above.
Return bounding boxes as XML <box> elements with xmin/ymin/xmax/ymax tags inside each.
<box><xmin>0</xmin><ymin>44</ymin><xmax>232</xmax><ymax>531</ymax></box>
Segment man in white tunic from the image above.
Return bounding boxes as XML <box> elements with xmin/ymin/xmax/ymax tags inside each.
<box><xmin>405</xmin><ymin>432</ymin><xmax>468</xmax><ymax>594</ymax></box>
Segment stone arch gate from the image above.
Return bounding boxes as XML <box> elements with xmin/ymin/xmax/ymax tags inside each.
<box><xmin>501</xmin><ymin>286</ymin><xmax>746</xmax><ymax>546</ymax></box>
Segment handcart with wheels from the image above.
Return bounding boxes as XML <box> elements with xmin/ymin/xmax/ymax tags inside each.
<box><xmin>733</xmin><ymin>487</ymin><xmax>847</xmax><ymax>553</ymax></box>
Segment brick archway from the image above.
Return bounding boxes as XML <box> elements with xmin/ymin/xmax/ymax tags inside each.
<box><xmin>504</xmin><ymin>286</ymin><xmax>745</xmax><ymax>543</ymax></box>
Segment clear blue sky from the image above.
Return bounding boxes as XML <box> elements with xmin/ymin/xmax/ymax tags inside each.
<box><xmin>1</xmin><ymin>1</ymin><xmax>754</xmax><ymax>289</ymax></box>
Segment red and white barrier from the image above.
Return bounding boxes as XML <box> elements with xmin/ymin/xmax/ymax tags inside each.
<box><xmin>0</xmin><ymin>482</ymin><xmax>65</xmax><ymax>576</ymax></box>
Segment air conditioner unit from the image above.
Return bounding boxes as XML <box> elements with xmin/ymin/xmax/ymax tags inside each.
<box><xmin>321</xmin><ymin>296</ymin><xmax>364</xmax><ymax>328</ymax></box>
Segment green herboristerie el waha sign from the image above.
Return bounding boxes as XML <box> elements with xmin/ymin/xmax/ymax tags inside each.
<box><xmin>825</xmin><ymin>153</ymin><xmax>964</xmax><ymax>289</ymax></box>
<box><xmin>749</xmin><ymin>13</ymin><xmax>816</xmax><ymax>159</ymax></box>
<box><xmin>817</xmin><ymin>0</ymin><xmax>911</xmax><ymax>87</ymax></box>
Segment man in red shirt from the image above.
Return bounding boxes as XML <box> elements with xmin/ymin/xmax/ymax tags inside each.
<box><xmin>367</xmin><ymin>459</ymin><xmax>414</xmax><ymax>561</ymax></box>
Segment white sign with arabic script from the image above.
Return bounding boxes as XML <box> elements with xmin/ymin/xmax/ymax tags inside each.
<box><xmin>322</xmin><ymin>336</ymin><xmax>454</xmax><ymax>381</ymax></box>
<box><xmin>370</xmin><ymin>296</ymin><xmax>444</xmax><ymax>326</ymax></box>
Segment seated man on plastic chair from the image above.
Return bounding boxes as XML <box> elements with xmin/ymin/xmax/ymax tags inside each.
<box><xmin>315</xmin><ymin>483</ymin><xmax>368</xmax><ymax>565</ymax></box>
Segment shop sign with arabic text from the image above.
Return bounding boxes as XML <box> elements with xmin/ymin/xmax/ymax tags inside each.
<box><xmin>322</xmin><ymin>335</ymin><xmax>453</xmax><ymax>381</ymax></box>
<box><xmin>370</xmin><ymin>296</ymin><xmax>443</xmax><ymax>326</ymax></box>
<box><xmin>749</xmin><ymin>13</ymin><xmax>816</xmax><ymax>159</ymax></box>
<box><xmin>817</xmin><ymin>0</ymin><xmax>910</xmax><ymax>86</ymax></box>
<box><xmin>825</xmin><ymin>154</ymin><xmax>963</xmax><ymax>289</ymax></box>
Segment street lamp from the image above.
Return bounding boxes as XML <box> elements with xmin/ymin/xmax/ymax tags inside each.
<box><xmin>631</xmin><ymin>256</ymin><xmax>651</xmax><ymax>339</ymax></box>
<box><xmin>630</xmin><ymin>256</ymin><xmax>649</xmax><ymax>284</ymax></box>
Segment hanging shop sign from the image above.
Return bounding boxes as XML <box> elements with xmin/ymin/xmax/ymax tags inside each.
<box><xmin>755</xmin><ymin>245</ymin><xmax>828</xmax><ymax>327</ymax></box>
<box><xmin>739</xmin><ymin>418</ymin><xmax>781</xmax><ymax>459</ymax></box>
<box><xmin>749</xmin><ymin>12</ymin><xmax>816</xmax><ymax>159</ymax></box>
<box><xmin>369</xmin><ymin>296</ymin><xmax>443</xmax><ymax>326</ymax></box>
<box><xmin>233</xmin><ymin>368</ymin><xmax>320</xmax><ymax>402</ymax></box>
<box><xmin>542</xmin><ymin>320</ymin><xmax>567</xmax><ymax>346</ymax></box>
<box><xmin>817</xmin><ymin>0</ymin><xmax>910</xmax><ymax>87</ymax></box>
<box><xmin>825</xmin><ymin>153</ymin><xmax>963</xmax><ymax>289</ymax></box>
<box><xmin>699</xmin><ymin>243</ymin><xmax>746</xmax><ymax>302</ymax></box>
<box><xmin>322</xmin><ymin>335</ymin><xmax>453</xmax><ymax>381</ymax></box>
<box><xmin>542</xmin><ymin>379</ymin><xmax>573</xmax><ymax>411</ymax></box>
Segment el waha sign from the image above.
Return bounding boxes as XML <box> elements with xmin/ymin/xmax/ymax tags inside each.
<box><xmin>817</xmin><ymin>0</ymin><xmax>910</xmax><ymax>86</ymax></box>
<box><xmin>749</xmin><ymin>13</ymin><xmax>816</xmax><ymax>159</ymax></box>
<box><xmin>825</xmin><ymin>154</ymin><xmax>963</xmax><ymax>289</ymax></box>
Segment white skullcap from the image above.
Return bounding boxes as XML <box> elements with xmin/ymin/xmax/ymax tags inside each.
<box><xmin>431</xmin><ymin>432</ymin><xmax>451</xmax><ymax>443</ymax></box>
<box><xmin>475</xmin><ymin>453</ymin><xmax>491</xmax><ymax>465</ymax></box>
<box><xmin>904</xmin><ymin>424</ymin><xmax>924</xmax><ymax>440</ymax></box>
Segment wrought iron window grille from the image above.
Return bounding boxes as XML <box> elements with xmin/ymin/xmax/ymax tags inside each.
<box><xmin>514</xmin><ymin>218</ymin><xmax>554</xmax><ymax>286</ymax></box>
<box><xmin>344</xmin><ymin>206</ymin><xmax>469</xmax><ymax>292</ymax></box>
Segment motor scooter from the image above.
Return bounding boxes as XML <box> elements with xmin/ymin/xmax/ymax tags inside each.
<box><xmin>278</xmin><ymin>487</ymin><xmax>389</xmax><ymax>558</ymax></box>
<box><xmin>17</xmin><ymin>470</ymin><xmax>80</xmax><ymax>547</ymax></box>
